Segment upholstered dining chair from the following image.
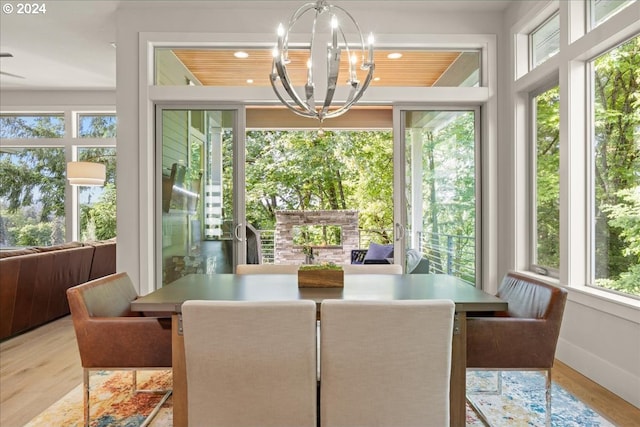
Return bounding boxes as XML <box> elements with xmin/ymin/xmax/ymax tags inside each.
<box><xmin>341</xmin><ymin>264</ymin><xmax>403</xmax><ymax>274</ymax></box>
<box><xmin>319</xmin><ymin>299</ymin><xmax>455</xmax><ymax>427</ymax></box>
<box><xmin>181</xmin><ymin>300</ymin><xmax>317</xmax><ymax>427</ymax></box>
<box><xmin>66</xmin><ymin>272</ymin><xmax>172</xmax><ymax>427</ymax></box>
<box><xmin>235</xmin><ymin>263</ymin><xmax>300</xmax><ymax>274</ymax></box>
<box><xmin>466</xmin><ymin>272</ymin><xmax>568</xmax><ymax>427</ymax></box>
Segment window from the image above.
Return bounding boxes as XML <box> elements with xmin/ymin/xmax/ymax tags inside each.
<box><xmin>590</xmin><ymin>0</ymin><xmax>637</xmax><ymax>28</ymax></box>
<box><xmin>0</xmin><ymin>111</ymin><xmax>116</xmax><ymax>248</ymax></box>
<box><xmin>0</xmin><ymin>114</ymin><xmax>64</xmax><ymax>138</ymax></box>
<box><xmin>532</xmin><ymin>85</ymin><xmax>560</xmax><ymax>273</ymax></box>
<box><xmin>591</xmin><ymin>35</ymin><xmax>640</xmax><ymax>298</ymax></box>
<box><xmin>77</xmin><ymin>114</ymin><xmax>117</xmax><ymax>138</ymax></box>
<box><xmin>77</xmin><ymin>147</ymin><xmax>117</xmax><ymax>241</ymax></box>
<box><xmin>0</xmin><ymin>147</ymin><xmax>66</xmax><ymax>247</ymax></box>
<box><xmin>530</xmin><ymin>12</ymin><xmax>560</xmax><ymax>69</ymax></box>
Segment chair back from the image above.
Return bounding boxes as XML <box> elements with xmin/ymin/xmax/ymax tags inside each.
<box><xmin>466</xmin><ymin>272</ymin><xmax>568</xmax><ymax>369</ymax></box>
<box><xmin>181</xmin><ymin>300</ymin><xmax>317</xmax><ymax>427</ymax></box>
<box><xmin>320</xmin><ymin>299</ymin><xmax>455</xmax><ymax>427</ymax></box>
<box><xmin>235</xmin><ymin>264</ymin><xmax>300</xmax><ymax>274</ymax></box>
<box><xmin>69</xmin><ymin>272</ymin><xmax>138</xmax><ymax>318</ymax></box>
<box><xmin>342</xmin><ymin>264</ymin><xmax>403</xmax><ymax>274</ymax></box>
<box><xmin>66</xmin><ymin>272</ymin><xmax>172</xmax><ymax>369</ymax></box>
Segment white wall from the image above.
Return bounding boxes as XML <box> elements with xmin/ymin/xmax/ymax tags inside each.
<box><xmin>0</xmin><ymin>90</ymin><xmax>115</xmax><ymax>109</ymax></box>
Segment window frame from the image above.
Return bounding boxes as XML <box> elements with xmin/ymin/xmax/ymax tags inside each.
<box><xmin>529</xmin><ymin>11</ymin><xmax>560</xmax><ymax>71</ymax></box>
<box><xmin>586</xmin><ymin>34</ymin><xmax>640</xmax><ymax>300</ymax></box>
<box><xmin>512</xmin><ymin>0</ymin><xmax>640</xmax><ymax>305</ymax></box>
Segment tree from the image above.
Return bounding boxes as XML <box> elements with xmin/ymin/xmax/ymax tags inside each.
<box><xmin>244</xmin><ymin>130</ymin><xmax>394</xmax><ymax>243</ymax></box>
<box><xmin>593</xmin><ymin>36</ymin><xmax>640</xmax><ymax>292</ymax></box>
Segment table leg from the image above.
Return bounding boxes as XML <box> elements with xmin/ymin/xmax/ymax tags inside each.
<box><xmin>172</xmin><ymin>314</ymin><xmax>188</xmax><ymax>427</ymax></box>
<box><xmin>450</xmin><ymin>312</ymin><xmax>467</xmax><ymax>427</ymax></box>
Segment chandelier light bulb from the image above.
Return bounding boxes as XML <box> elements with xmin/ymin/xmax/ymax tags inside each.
<box><xmin>269</xmin><ymin>0</ymin><xmax>375</xmax><ymax>123</ymax></box>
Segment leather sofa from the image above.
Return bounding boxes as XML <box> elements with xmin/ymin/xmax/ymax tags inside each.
<box><xmin>0</xmin><ymin>239</ymin><xmax>116</xmax><ymax>340</ymax></box>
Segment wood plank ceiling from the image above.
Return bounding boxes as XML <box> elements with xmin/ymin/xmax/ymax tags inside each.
<box><xmin>172</xmin><ymin>49</ymin><xmax>467</xmax><ymax>87</ymax></box>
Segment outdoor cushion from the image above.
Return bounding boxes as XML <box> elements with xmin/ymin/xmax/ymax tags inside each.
<box><xmin>364</xmin><ymin>242</ymin><xmax>393</xmax><ymax>263</ymax></box>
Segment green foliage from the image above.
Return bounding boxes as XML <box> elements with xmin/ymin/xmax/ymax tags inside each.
<box><xmin>80</xmin><ymin>184</ymin><xmax>117</xmax><ymax>241</ymax></box>
<box><xmin>591</xmin><ymin>36</ymin><xmax>640</xmax><ymax>295</ymax></box>
<box><xmin>0</xmin><ymin>147</ymin><xmax>66</xmax><ymax>221</ymax></box>
<box><xmin>535</xmin><ymin>86</ymin><xmax>560</xmax><ymax>268</ymax></box>
<box><xmin>299</xmin><ymin>263</ymin><xmax>342</xmax><ymax>271</ymax></box>
<box><xmin>245</xmin><ymin>130</ymin><xmax>393</xmax><ymax>243</ymax></box>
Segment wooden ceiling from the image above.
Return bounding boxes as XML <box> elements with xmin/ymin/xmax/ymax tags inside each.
<box><xmin>172</xmin><ymin>49</ymin><xmax>469</xmax><ymax>87</ymax></box>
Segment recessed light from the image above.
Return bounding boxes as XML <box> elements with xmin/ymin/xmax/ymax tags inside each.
<box><xmin>234</xmin><ymin>51</ymin><xmax>249</xmax><ymax>59</ymax></box>
<box><xmin>246</xmin><ymin>79</ymin><xmax>254</xmax><ymax>84</ymax></box>
<box><xmin>373</xmin><ymin>77</ymin><xmax>381</xmax><ymax>82</ymax></box>
<box><xmin>387</xmin><ymin>52</ymin><xmax>402</xmax><ymax>59</ymax></box>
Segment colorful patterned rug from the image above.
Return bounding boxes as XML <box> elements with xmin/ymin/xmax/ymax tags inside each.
<box><xmin>466</xmin><ymin>371</ymin><xmax>614</xmax><ymax>426</ymax></box>
<box><xmin>23</xmin><ymin>370</ymin><xmax>173</xmax><ymax>427</ymax></box>
<box><xmin>24</xmin><ymin>370</ymin><xmax>613</xmax><ymax>426</ymax></box>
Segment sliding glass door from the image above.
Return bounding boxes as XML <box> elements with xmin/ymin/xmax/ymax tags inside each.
<box><xmin>395</xmin><ymin>108</ymin><xmax>480</xmax><ymax>284</ymax></box>
<box><xmin>156</xmin><ymin>107</ymin><xmax>244</xmax><ymax>286</ymax></box>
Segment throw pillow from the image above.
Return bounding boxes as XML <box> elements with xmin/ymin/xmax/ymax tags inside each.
<box><xmin>364</xmin><ymin>242</ymin><xmax>394</xmax><ymax>262</ymax></box>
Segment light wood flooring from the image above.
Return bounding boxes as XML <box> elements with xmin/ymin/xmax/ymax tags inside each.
<box><xmin>1</xmin><ymin>316</ymin><xmax>639</xmax><ymax>427</ymax></box>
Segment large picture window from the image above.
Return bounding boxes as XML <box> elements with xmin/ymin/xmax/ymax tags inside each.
<box><xmin>0</xmin><ymin>111</ymin><xmax>116</xmax><ymax>248</ymax></box>
<box><xmin>591</xmin><ymin>35</ymin><xmax>640</xmax><ymax>298</ymax></box>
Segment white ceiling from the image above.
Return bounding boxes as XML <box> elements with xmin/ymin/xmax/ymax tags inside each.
<box><xmin>0</xmin><ymin>0</ymin><xmax>512</xmax><ymax>91</ymax></box>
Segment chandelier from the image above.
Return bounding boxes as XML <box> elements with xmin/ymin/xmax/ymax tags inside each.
<box><xmin>270</xmin><ymin>0</ymin><xmax>375</xmax><ymax>123</ymax></box>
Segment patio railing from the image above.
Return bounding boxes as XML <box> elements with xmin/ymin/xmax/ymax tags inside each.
<box><xmin>257</xmin><ymin>229</ymin><xmax>475</xmax><ymax>284</ymax></box>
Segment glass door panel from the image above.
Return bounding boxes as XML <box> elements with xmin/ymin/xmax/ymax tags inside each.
<box><xmin>401</xmin><ymin>109</ymin><xmax>478</xmax><ymax>284</ymax></box>
<box><xmin>158</xmin><ymin>108</ymin><xmax>237</xmax><ymax>286</ymax></box>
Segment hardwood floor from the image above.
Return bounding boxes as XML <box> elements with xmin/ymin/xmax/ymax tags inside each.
<box><xmin>0</xmin><ymin>316</ymin><xmax>82</xmax><ymax>427</ymax></box>
<box><xmin>1</xmin><ymin>315</ymin><xmax>639</xmax><ymax>427</ymax></box>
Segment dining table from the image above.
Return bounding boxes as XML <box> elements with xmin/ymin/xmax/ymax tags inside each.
<box><xmin>130</xmin><ymin>272</ymin><xmax>507</xmax><ymax>427</ymax></box>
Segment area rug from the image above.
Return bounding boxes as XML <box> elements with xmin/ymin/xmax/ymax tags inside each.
<box><xmin>466</xmin><ymin>370</ymin><xmax>615</xmax><ymax>426</ymax></box>
<box><xmin>23</xmin><ymin>370</ymin><xmax>173</xmax><ymax>427</ymax></box>
<box><xmin>24</xmin><ymin>370</ymin><xmax>613</xmax><ymax>426</ymax></box>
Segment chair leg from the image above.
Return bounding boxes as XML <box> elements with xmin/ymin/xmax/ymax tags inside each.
<box><xmin>83</xmin><ymin>369</ymin><xmax>90</xmax><ymax>427</ymax></box>
<box><xmin>545</xmin><ymin>368</ymin><xmax>552</xmax><ymax>427</ymax></box>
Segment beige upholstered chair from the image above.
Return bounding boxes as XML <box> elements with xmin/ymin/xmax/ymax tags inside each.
<box><xmin>320</xmin><ymin>299</ymin><xmax>455</xmax><ymax>427</ymax></box>
<box><xmin>181</xmin><ymin>300</ymin><xmax>317</xmax><ymax>427</ymax></box>
<box><xmin>341</xmin><ymin>264</ymin><xmax>403</xmax><ymax>274</ymax></box>
<box><xmin>235</xmin><ymin>263</ymin><xmax>300</xmax><ymax>274</ymax></box>
<box><xmin>66</xmin><ymin>273</ymin><xmax>172</xmax><ymax>427</ymax></box>
<box><xmin>466</xmin><ymin>272</ymin><xmax>568</xmax><ymax>427</ymax></box>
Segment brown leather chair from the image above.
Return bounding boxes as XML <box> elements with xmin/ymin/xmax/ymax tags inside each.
<box><xmin>66</xmin><ymin>272</ymin><xmax>172</xmax><ymax>427</ymax></box>
<box><xmin>466</xmin><ymin>272</ymin><xmax>568</xmax><ymax>427</ymax></box>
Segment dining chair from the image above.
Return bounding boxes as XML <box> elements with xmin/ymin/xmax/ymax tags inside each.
<box><xmin>66</xmin><ymin>272</ymin><xmax>172</xmax><ymax>427</ymax></box>
<box><xmin>319</xmin><ymin>299</ymin><xmax>455</xmax><ymax>427</ymax></box>
<box><xmin>341</xmin><ymin>264</ymin><xmax>402</xmax><ymax>274</ymax></box>
<box><xmin>466</xmin><ymin>272</ymin><xmax>568</xmax><ymax>427</ymax></box>
<box><xmin>235</xmin><ymin>263</ymin><xmax>300</xmax><ymax>274</ymax></box>
<box><xmin>181</xmin><ymin>300</ymin><xmax>317</xmax><ymax>427</ymax></box>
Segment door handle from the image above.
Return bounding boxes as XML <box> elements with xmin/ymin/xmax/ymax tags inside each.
<box><xmin>395</xmin><ymin>223</ymin><xmax>405</xmax><ymax>241</ymax></box>
<box><xmin>234</xmin><ymin>223</ymin><xmax>243</xmax><ymax>241</ymax></box>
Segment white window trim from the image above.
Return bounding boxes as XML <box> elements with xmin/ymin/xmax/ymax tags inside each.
<box><xmin>511</xmin><ymin>1</ymin><xmax>640</xmax><ymax>316</ymax></box>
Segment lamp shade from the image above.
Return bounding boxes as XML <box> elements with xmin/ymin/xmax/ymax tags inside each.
<box><xmin>67</xmin><ymin>161</ymin><xmax>106</xmax><ymax>186</ymax></box>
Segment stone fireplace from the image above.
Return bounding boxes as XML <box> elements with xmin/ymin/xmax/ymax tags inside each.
<box><xmin>275</xmin><ymin>210</ymin><xmax>359</xmax><ymax>265</ymax></box>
